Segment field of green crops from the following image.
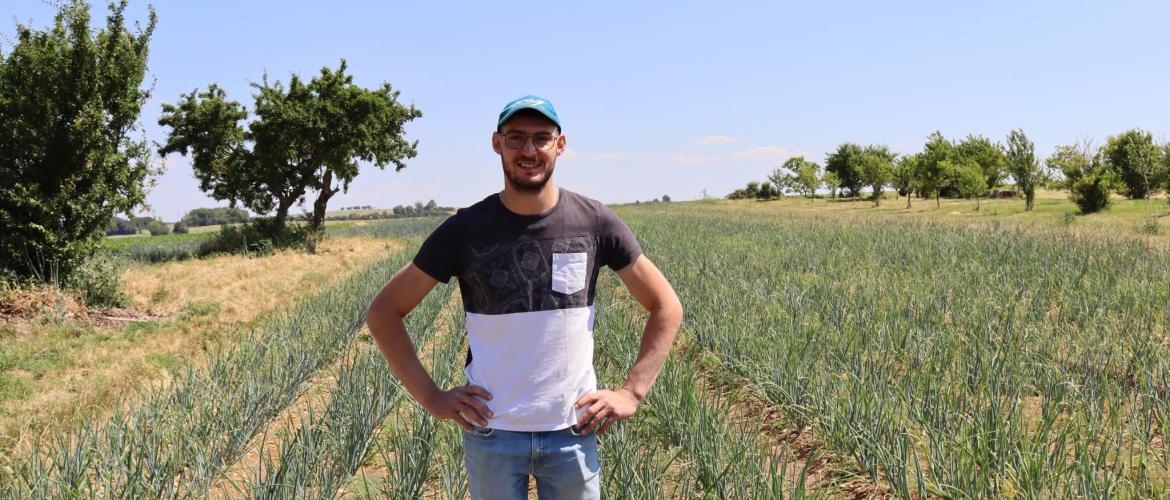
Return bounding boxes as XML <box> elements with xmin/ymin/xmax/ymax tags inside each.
<box><xmin>5</xmin><ymin>202</ymin><xmax>1168</xmax><ymax>498</ymax></box>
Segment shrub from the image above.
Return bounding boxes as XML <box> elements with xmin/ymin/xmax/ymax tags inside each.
<box><xmin>65</xmin><ymin>252</ymin><xmax>128</xmax><ymax>308</ymax></box>
<box><xmin>199</xmin><ymin>218</ymin><xmax>319</xmax><ymax>257</ymax></box>
<box><xmin>172</xmin><ymin>221</ymin><xmax>190</xmax><ymax>234</ymax></box>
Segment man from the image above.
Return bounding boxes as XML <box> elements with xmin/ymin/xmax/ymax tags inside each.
<box><xmin>365</xmin><ymin>95</ymin><xmax>683</xmax><ymax>499</ymax></box>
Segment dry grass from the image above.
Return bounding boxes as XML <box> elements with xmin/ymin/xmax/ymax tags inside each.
<box><xmin>0</xmin><ymin>237</ymin><xmax>401</xmax><ymax>457</ymax></box>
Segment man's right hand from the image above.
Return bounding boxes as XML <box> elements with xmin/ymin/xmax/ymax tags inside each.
<box><xmin>424</xmin><ymin>385</ymin><xmax>494</xmax><ymax>430</ymax></box>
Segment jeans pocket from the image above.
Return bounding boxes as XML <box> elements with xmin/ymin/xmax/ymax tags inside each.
<box><xmin>552</xmin><ymin>252</ymin><xmax>587</xmax><ymax>295</ymax></box>
<box><xmin>464</xmin><ymin>424</ymin><xmax>495</xmax><ymax>438</ymax></box>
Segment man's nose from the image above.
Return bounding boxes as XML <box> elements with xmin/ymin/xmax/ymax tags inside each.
<box><xmin>520</xmin><ymin>137</ymin><xmax>539</xmax><ymax>154</ymax></box>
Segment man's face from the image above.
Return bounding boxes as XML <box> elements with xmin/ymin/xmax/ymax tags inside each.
<box><xmin>492</xmin><ymin>112</ymin><xmax>566</xmax><ymax>194</ymax></box>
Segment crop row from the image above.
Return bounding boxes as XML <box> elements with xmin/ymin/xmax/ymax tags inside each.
<box><xmin>617</xmin><ymin>203</ymin><xmax>1170</xmax><ymax>497</ymax></box>
<box><xmin>2</xmin><ymin>236</ymin><xmax>424</xmax><ymax>497</ymax></box>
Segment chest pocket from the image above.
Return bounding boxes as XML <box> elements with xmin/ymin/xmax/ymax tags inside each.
<box><xmin>551</xmin><ymin>252</ymin><xmax>588</xmax><ymax>295</ymax></box>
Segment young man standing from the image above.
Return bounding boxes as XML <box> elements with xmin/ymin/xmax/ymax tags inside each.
<box><xmin>366</xmin><ymin>95</ymin><xmax>683</xmax><ymax>499</ymax></box>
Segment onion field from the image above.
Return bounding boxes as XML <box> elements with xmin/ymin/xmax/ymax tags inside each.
<box><xmin>3</xmin><ymin>202</ymin><xmax>1168</xmax><ymax>498</ymax></box>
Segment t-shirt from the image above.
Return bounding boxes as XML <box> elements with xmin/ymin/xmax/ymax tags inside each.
<box><xmin>412</xmin><ymin>188</ymin><xmax>642</xmax><ymax>431</ymax></box>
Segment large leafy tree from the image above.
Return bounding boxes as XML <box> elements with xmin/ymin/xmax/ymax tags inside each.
<box><xmin>1100</xmin><ymin>129</ymin><xmax>1164</xmax><ymax>199</ymax></box>
<box><xmin>955</xmin><ymin>134</ymin><xmax>1007</xmax><ymax>189</ymax></box>
<box><xmin>893</xmin><ymin>153</ymin><xmax>923</xmax><ymax>209</ymax></box>
<box><xmin>944</xmin><ymin>158</ymin><xmax>987</xmax><ymax>211</ymax></box>
<box><xmin>0</xmin><ymin>0</ymin><xmax>158</xmax><ymax>281</ymax></box>
<box><xmin>1004</xmin><ymin>128</ymin><xmax>1042</xmax><ymax>211</ymax></box>
<box><xmin>824</xmin><ymin>142</ymin><xmax>865</xmax><ymax>197</ymax></box>
<box><xmin>159</xmin><ymin>60</ymin><xmax>422</xmax><ymax>232</ymax></box>
<box><xmin>859</xmin><ymin>145</ymin><xmax>896</xmax><ymax>207</ymax></box>
<box><xmin>920</xmin><ymin>131</ymin><xmax>955</xmax><ymax>207</ymax></box>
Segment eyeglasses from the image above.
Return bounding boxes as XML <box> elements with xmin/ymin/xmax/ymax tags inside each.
<box><xmin>500</xmin><ymin>132</ymin><xmax>559</xmax><ymax>150</ymax></box>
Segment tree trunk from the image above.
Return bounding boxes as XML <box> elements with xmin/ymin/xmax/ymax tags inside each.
<box><xmin>936</xmin><ymin>193</ymin><xmax>941</xmax><ymax>208</ymax></box>
<box><xmin>274</xmin><ymin>196</ymin><xmax>297</xmax><ymax>231</ymax></box>
<box><xmin>1025</xmin><ymin>188</ymin><xmax>1035</xmax><ymax>211</ymax></box>
<box><xmin>311</xmin><ymin>168</ymin><xmax>336</xmax><ymax>232</ymax></box>
<box><xmin>906</xmin><ymin>193</ymin><xmax>912</xmax><ymax>209</ymax></box>
<box><xmin>975</xmin><ymin>196</ymin><xmax>981</xmax><ymax>211</ymax></box>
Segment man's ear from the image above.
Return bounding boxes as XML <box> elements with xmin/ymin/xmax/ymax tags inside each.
<box><xmin>492</xmin><ymin>131</ymin><xmax>503</xmax><ymax>155</ymax></box>
<box><xmin>556</xmin><ymin>133</ymin><xmax>566</xmax><ymax>157</ymax></box>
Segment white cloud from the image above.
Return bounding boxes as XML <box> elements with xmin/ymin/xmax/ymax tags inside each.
<box><xmin>729</xmin><ymin>145</ymin><xmax>797</xmax><ymax>161</ymax></box>
<box><xmin>694</xmin><ymin>135</ymin><xmax>735</xmax><ymax>145</ymax></box>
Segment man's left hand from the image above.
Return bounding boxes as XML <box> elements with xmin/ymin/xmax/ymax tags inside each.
<box><xmin>573</xmin><ymin>388</ymin><xmax>640</xmax><ymax>435</ymax></box>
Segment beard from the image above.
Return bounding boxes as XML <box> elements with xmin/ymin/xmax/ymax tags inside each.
<box><xmin>502</xmin><ymin>157</ymin><xmax>555</xmax><ymax>194</ymax></box>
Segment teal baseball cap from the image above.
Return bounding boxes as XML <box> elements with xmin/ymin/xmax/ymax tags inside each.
<box><xmin>497</xmin><ymin>95</ymin><xmax>561</xmax><ymax>131</ymax></box>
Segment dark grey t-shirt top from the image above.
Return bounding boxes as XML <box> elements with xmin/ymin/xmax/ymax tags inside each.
<box><xmin>411</xmin><ymin>188</ymin><xmax>642</xmax><ymax>431</ymax></box>
<box><xmin>413</xmin><ymin>188</ymin><xmax>642</xmax><ymax>315</ymax></box>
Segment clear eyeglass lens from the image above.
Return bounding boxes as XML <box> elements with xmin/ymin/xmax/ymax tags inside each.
<box><xmin>504</xmin><ymin>134</ymin><xmax>555</xmax><ymax>150</ymax></box>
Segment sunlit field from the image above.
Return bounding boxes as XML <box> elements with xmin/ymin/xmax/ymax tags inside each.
<box><xmin>4</xmin><ymin>200</ymin><xmax>1169</xmax><ymax>497</ymax></box>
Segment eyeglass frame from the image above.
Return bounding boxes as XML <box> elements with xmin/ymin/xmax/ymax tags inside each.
<box><xmin>497</xmin><ymin>131</ymin><xmax>562</xmax><ymax>151</ymax></box>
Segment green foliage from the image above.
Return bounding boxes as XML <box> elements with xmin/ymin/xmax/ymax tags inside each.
<box><xmin>1048</xmin><ymin>141</ymin><xmax>1117</xmax><ymax>214</ymax></box>
<box><xmin>66</xmin><ymin>251</ymin><xmax>128</xmax><ymax>308</ymax></box>
<box><xmin>171</xmin><ymin>220</ymin><xmax>189</xmax><ymax>234</ymax></box>
<box><xmin>954</xmin><ymin>134</ymin><xmax>1007</xmax><ymax>189</ymax></box>
<box><xmin>200</xmin><ymin>218</ymin><xmax>319</xmax><ymax>257</ymax></box>
<box><xmin>821</xmin><ymin>171</ymin><xmax>841</xmax><ymax>198</ymax></box>
<box><xmin>1100</xmin><ymin>129</ymin><xmax>1164</xmax><ymax>199</ymax></box>
<box><xmin>824</xmin><ymin>143</ymin><xmax>865</xmax><ymax>197</ymax></box>
<box><xmin>179</xmin><ymin>207</ymin><xmax>250</xmax><ymax>227</ymax></box>
<box><xmin>943</xmin><ymin>158</ymin><xmax>987</xmax><ymax>210</ymax></box>
<box><xmin>145</xmin><ymin>219</ymin><xmax>170</xmax><ymax>236</ymax></box>
<box><xmin>1005</xmin><ymin>129</ymin><xmax>1042</xmax><ymax>211</ymax></box>
<box><xmin>920</xmin><ymin>131</ymin><xmax>956</xmax><ymax>205</ymax></box>
<box><xmin>770</xmin><ymin>156</ymin><xmax>821</xmax><ymax>200</ymax></box>
<box><xmin>893</xmin><ymin>153</ymin><xmax>923</xmax><ymax>207</ymax></box>
<box><xmin>859</xmin><ymin>145</ymin><xmax>896</xmax><ymax>206</ymax></box>
<box><xmin>158</xmin><ymin>60</ymin><xmax>423</xmax><ymax>233</ymax></box>
<box><xmin>0</xmin><ymin>0</ymin><xmax>158</xmax><ymax>282</ymax></box>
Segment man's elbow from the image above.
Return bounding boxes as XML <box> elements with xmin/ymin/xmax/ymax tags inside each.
<box><xmin>654</xmin><ymin>294</ymin><xmax>684</xmax><ymax>327</ymax></box>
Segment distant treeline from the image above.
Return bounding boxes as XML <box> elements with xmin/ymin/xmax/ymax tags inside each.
<box><xmin>729</xmin><ymin>128</ymin><xmax>1170</xmax><ymax>214</ymax></box>
<box><xmin>180</xmin><ymin>207</ymin><xmax>250</xmax><ymax>227</ymax></box>
<box><xmin>300</xmin><ymin>200</ymin><xmax>453</xmax><ymax>221</ymax></box>
<box><xmin>106</xmin><ymin>216</ymin><xmax>170</xmax><ymax>236</ymax></box>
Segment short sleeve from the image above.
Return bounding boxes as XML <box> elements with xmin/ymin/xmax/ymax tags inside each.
<box><xmin>412</xmin><ymin>212</ymin><xmax>463</xmax><ymax>283</ymax></box>
<box><xmin>598</xmin><ymin>207</ymin><xmax>642</xmax><ymax>271</ymax></box>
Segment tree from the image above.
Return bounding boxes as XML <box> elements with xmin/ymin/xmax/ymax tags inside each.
<box><xmin>824</xmin><ymin>143</ymin><xmax>865</xmax><ymax>197</ymax></box>
<box><xmin>1101</xmin><ymin>129</ymin><xmax>1164</xmax><ymax>199</ymax></box>
<box><xmin>0</xmin><ymin>0</ymin><xmax>157</xmax><ymax>281</ymax></box>
<box><xmin>159</xmin><ymin>60</ymin><xmax>422</xmax><ymax>234</ymax></box>
<box><xmin>146</xmin><ymin>219</ymin><xmax>171</xmax><ymax>236</ymax></box>
<box><xmin>1004</xmin><ymin>129</ymin><xmax>1042</xmax><ymax>211</ymax></box>
<box><xmin>172</xmin><ymin>220</ymin><xmax>190</xmax><ymax>234</ymax></box>
<box><xmin>1048</xmin><ymin>140</ymin><xmax>1116</xmax><ymax>214</ymax></box>
<box><xmin>662</xmin><ymin>195</ymin><xmax>671</xmax><ymax>202</ymax></box>
<box><xmin>920</xmin><ymin>131</ymin><xmax>955</xmax><ymax>207</ymax></box>
<box><xmin>944</xmin><ymin>158</ymin><xmax>987</xmax><ymax>211</ymax></box>
<box><xmin>180</xmin><ymin>207</ymin><xmax>250</xmax><ymax>227</ymax></box>
<box><xmin>770</xmin><ymin>156</ymin><xmax>820</xmax><ymax>202</ymax></box>
<box><xmin>822</xmin><ymin>171</ymin><xmax>841</xmax><ymax>198</ymax></box>
<box><xmin>859</xmin><ymin>145</ymin><xmax>896</xmax><ymax>207</ymax></box>
<box><xmin>955</xmin><ymin>135</ymin><xmax>1007</xmax><ymax>190</ymax></box>
<box><xmin>893</xmin><ymin>153</ymin><xmax>923</xmax><ymax>209</ymax></box>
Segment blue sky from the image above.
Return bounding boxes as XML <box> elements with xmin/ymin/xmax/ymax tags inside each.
<box><xmin>6</xmin><ymin>1</ymin><xmax>1170</xmax><ymax>220</ymax></box>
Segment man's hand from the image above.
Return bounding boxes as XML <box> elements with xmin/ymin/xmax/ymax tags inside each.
<box><xmin>425</xmin><ymin>385</ymin><xmax>494</xmax><ymax>430</ymax></box>
<box><xmin>574</xmin><ymin>388</ymin><xmax>640</xmax><ymax>435</ymax></box>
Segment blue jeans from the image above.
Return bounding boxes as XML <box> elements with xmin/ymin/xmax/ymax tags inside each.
<box><xmin>462</xmin><ymin>425</ymin><xmax>601</xmax><ymax>500</ymax></box>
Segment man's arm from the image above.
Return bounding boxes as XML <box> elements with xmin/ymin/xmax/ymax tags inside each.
<box><xmin>366</xmin><ymin>263</ymin><xmax>492</xmax><ymax>430</ymax></box>
<box><xmin>574</xmin><ymin>255</ymin><xmax>683</xmax><ymax>435</ymax></box>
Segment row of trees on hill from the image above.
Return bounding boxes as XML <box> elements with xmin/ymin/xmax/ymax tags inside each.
<box><xmin>730</xmin><ymin>129</ymin><xmax>1170</xmax><ymax>214</ymax></box>
<box><xmin>1</xmin><ymin>0</ymin><xmax>423</xmax><ymax>286</ymax></box>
